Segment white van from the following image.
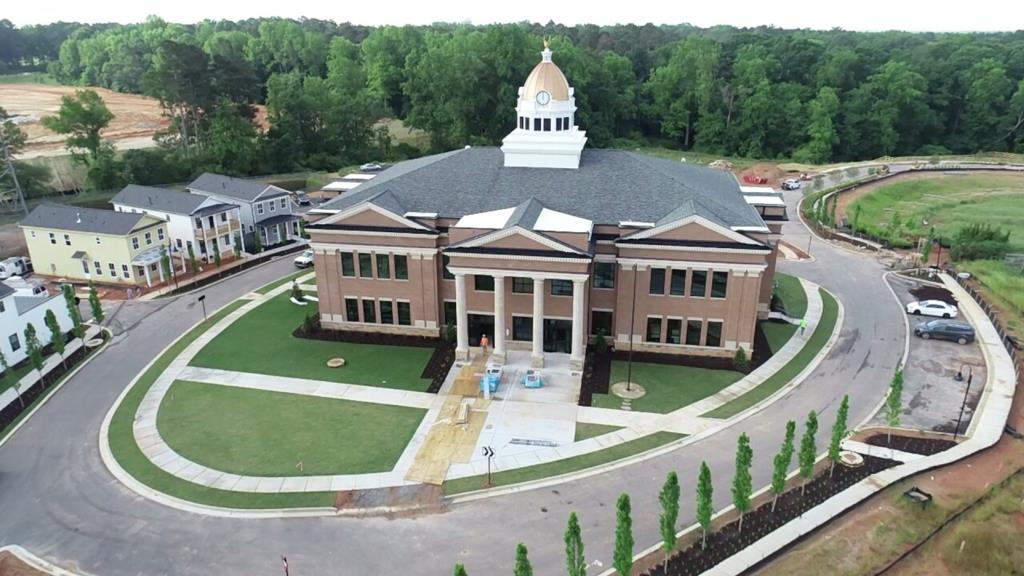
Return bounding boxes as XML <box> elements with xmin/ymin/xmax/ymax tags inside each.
<box><xmin>0</xmin><ymin>256</ymin><xmax>32</xmax><ymax>279</ymax></box>
<box><xmin>2</xmin><ymin>276</ymin><xmax>48</xmax><ymax>297</ymax></box>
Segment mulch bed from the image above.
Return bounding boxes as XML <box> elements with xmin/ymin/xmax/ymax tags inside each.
<box><xmin>577</xmin><ymin>323</ymin><xmax>773</xmax><ymax>407</ymax></box>
<box><xmin>294</xmin><ymin>319</ymin><xmax>453</xmax><ymax>393</ymax></box>
<box><xmin>0</xmin><ymin>331</ymin><xmax>108</xmax><ymax>432</ymax></box>
<box><xmin>865</xmin><ymin>433</ymin><xmax>957</xmax><ymax>456</ymax></box>
<box><xmin>642</xmin><ymin>455</ymin><xmax>898</xmax><ymax>576</ymax></box>
<box><xmin>909</xmin><ymin>284</ymin><xmax>957</xmax><ymax>306</ymax></box>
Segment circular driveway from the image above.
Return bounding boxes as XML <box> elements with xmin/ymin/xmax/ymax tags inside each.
<box><xmin>0</xmin><ymin>196</ymin><xmax>906</xmax><ymax>575</ymax></box>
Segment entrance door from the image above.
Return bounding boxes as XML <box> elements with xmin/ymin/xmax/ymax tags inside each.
<box><xmin>467</xmin><ymin>314</ymin><xmax>495</xmax><ymax>346</ymax></box>
<box><xmin>543</xmin><ymin>319</ymin><xmax>572</xmax><ymax>353</ymax></box>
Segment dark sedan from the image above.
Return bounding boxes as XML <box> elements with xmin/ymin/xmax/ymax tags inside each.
<box><xmin>914</xmin><ymin>319</ymin><xmax>975</xmax><ymax>345</ymax></box>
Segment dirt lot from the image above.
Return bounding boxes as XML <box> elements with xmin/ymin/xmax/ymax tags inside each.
<box><xmin>0</xmin><ymin>83</ymin><xmax>168</xmax><ymax>158</ymax></box>
<box><xmin>0</xmin><ymin>551</ymin><xmax>45</xmax><ymax>576</ymax></box>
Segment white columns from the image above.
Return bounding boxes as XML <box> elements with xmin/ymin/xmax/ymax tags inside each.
<box><xmin>492</xmin><ymin>275</ymin><xmax>506</xmax><ymax>364</ymax></box>
<box><xmin>143</xmin><ymin>265</ymin><xmax>152</xmax><ymax>288</ymax></box>
<box><xmin>454</xmin><ymin>272</ymin><xmax>469</xmax><ymax>361</ymax></box>
<box><xmin>570</xmin><ymin>278</ymin><xmax>586</xmax><ymax>370</ymax></box>
<box><xmin>531</xmin><ymin>278</ymin><xmax>545</xmax><ymax>368</ymax></box>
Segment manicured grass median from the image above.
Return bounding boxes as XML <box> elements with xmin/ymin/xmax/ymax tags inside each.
<box><xmin>703</xmin><ymin>287</ymin><xmax>839</xmax><ymax>418</ymax></box>
<box><xmin>190</xmin><ymin>294</ymin><xmax>432</xmax><ymax>391</ymax></box>
<box><xmin>574</xmin><ymin>422</ymin><xmax>623</xmax><ymax>441</ymax></box>
<box><xmin>108</xmin><ymin>301</ymin><xmax>337</xmax><ymax>509</ymax></box>
<box><xmin>590</xmin><ymin>362</ymin><xmax>743</xmax><ymax>414</ymax></box>
<box><xmin>442</xmin><ymin>431</ymin><xmax>684</xmax><ymax>495</ymax></box>
<box><xmin>761</xmin><ymin>320</ymin><xmax>798</xmax><ymax>354</ymax></box>
<box><xmin>158</xmin><ymin>380</ymin><xmax>424</xmax><ymax>476</ymax></box>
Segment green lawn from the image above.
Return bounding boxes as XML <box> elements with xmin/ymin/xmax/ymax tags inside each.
<box><xmin>158</xmin><ymin>380</ymin><xmax>424</xmax><ymax>476</ymax></box>
<box><xmin>848</xmin><ymin>174</ymin><xmax>1024</xmax><ymax>251</ymax></box>
<box><xmin>0</xmin><ymin>72</ymin><xmax>57</xmax><ymax>84</ymax></box>
<box><xmin>704</xmin><ymin>287</ymin><xmax>839</xmax><ymax>418</ymax></box>
<box><xmin>189</xmin><ymin>294</ymin><xmax>433</xmax><ymax>391</ymax></box>
<box><xmin>775</xmin><ymin>273</ymin><xmax>807</xmax><ymax>318</ymax></box>
<box><xmin>108</xmin><ymin>301</ymin><xmax>338</xmax><ymax>508</ymax></box>
<box><xmin>761</xmin><ymin>320</ymin><xmax>798</xmax><ymax>354</ymax></box>
<box><xmin>0</xmin><ymin>360</ymin><xmax>38</xmax><ymax>396</ymax></box>
<box><xmin>442</xmin><ymin>431</ymin><xmax>683</xmax><ymax>495</ymax></box>
<box><xmin>590</xmin><ymin>362</ymin><xmax>744</xmax><ymax>414</ymax></box>
<box><xmin>960</xmin><ymin>259</ymin><xmax>1024</xmax><ymax>333</ymax></box>
<box><xmin>574</xmin><ymin>422</ymin><xmax>623</xmax><ymax>441</ymax></box>
<box><xmin>254</xmin><ymin>270</ymin><xmax>312</xmax><ymax>294</ymax></box>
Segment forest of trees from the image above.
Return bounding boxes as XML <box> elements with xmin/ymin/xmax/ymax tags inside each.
<box><xmin>2</xmin><ymin>17</ymin><xmax>1024</xmax><ymax>189</ymax></box>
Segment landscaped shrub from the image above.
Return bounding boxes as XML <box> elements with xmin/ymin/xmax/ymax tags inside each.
<box><xmin>733</xmin><ymin>347</ymin><xmax>749</xmax><ymax>371</ymax></box>
<box><xmin>951</xmin><ymin>223</ymin><xmax>1011</xmax><ymax>261</ymax></box>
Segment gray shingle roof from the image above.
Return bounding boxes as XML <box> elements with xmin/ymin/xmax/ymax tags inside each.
<box><xmin>112</xmin><ymin>184</ymin><xmax>231</xmax><ymax>216</ymax></box>
<box><xmin>0</xmin><ymin>281</ymin><xmax>13</xmax><ymax>300</ymax></box>
<box><xmin>320</xmin><ymin>148</ymin><xmax>765</xmax><ymax>229</ymax></box>
<box><xmin>188</xmin><ymin>173</ymin><xmax>290</xmax><ymax>202</ymax></box>
<box><xmin>20</xmin><ymin>204</ymin><xmax>153</xmax><ymax>235</ymax></box>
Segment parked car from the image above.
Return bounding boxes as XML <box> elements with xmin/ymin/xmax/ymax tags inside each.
<box><xmin>0</xmin><ymin>256</ymin><xmax>32</xmax><ymax>279</ymax></box>
<box><xmin>914</xmin><ymin>319</ymin><xmax>975</xmax><ymax>344</ymax></box>
<box><xmin>293</xmin><ymin>249</ymin><xmax>315</xmax><ymax>268</ymax></box>
<box><xmin>906</xmin><ymin>299</ymin><xmax>958</xmax><ymax>318</ymax></box>
<box><xmin>360</xmin><ymin>162</ymin><xmax>384</xmax><ymax>171</ymax></box>
<box><xmin>293</xmin><ymin>190</ymin><xmax>311</xmax><ymax>206</ymax></box>
<box><xmin>781</xmin><ymin>179</ymin><xmax>801</xmax><ymax>190</ymax></box>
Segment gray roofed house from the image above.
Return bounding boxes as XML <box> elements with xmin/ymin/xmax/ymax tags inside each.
<box><xmin>188</xmin><ymin>173</ymin><xmax>291</xmax><ymax>202</ymax></box>
<box><xmin>20</xmin><ymin>204</ymin><xmax>158</xmax><ymax>236</ymax></box>
<box><xmin>319</xmin><ymin>147</ymin><xmax>765</xmax><ymax>230</ymax></box>
<box><xmin>112</xmin><ymin>184</ymin><xmax>233</xmax><ymax>216</ymax></box>
<box><xmin>0</xmin><ymin>281</ymin><xmax>13</xmax><ymax>300</ymax></box>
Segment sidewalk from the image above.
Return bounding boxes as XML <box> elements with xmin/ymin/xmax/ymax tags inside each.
<box><xmin>0</xmin><ymin>325</ymin><xmax>102</xmax><ymax>413</ymax></box>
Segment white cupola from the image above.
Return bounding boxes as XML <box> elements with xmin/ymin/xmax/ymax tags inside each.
<box><xmin>501</xmin><ymin>41</ymin><xmax>588</xmax><ymax>169</ymax></box>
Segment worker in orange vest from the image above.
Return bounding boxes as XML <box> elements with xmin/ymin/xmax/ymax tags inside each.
<box><xmin>480</xmin><ymin>334</ymin><xmax>490</xmax><ymax>355</ymax></box>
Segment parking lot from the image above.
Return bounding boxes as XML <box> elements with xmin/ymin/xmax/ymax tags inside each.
<box><xmin>873</xmin><ymin>276</ymin><xmax>986</xmax><ymax>434</ymax></box>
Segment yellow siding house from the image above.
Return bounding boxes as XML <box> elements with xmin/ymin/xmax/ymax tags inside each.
<box><xmin>21</xmin><ymin>204</ymin><xmax>171</xmax><ymax>287</ymax></box>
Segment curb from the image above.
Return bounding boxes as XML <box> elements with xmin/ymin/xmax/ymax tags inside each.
<box><xmin>0</xmin><ymin>329</ymin><xmax>112</xmax><ymax>448</ymax></box>
<box><xmin>0</xmin><ymin>545</ymin><xmax>89</xmax><ymax>576</ymax></box>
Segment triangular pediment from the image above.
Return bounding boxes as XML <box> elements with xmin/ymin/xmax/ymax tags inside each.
<box><xmin>451</xmin><ymin>226</ymin><xmax>586</xmax><ymax>254</ymax></box>
<box><xmin>624</xmin><ymin>215</ymin><xmax>760</xmax><ymax>246</ymax></box>
<box><xmin>317</xmin><ymin>201</ymin><xmax>428</xmax><ymax>231</ymax></box>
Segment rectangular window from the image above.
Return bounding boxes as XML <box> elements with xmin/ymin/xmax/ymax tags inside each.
<box><xmin>670</xmin><ymin>269</ymin><xmax>686</xmax><ymax>296</ymax></box>
<box><xmin>397</xmin><ymin>302</ymin><xmax>412</xmax><ymax>326</ymax></box>
<box><xmin>690</xmin><ymin>270</ymin><xmax>707</xmax><ymax>297</ymax></box>
<box><xmin>144</xmin><ymin>232</ymin><xmax>152</xmax><ymax>246</ymax></box>
<box><xmin>686</xmin><ymin>320</ymin><xmax>702</xmax><ymax>346</ymax></box>
<box><xmin>376</xmin><ymin>254</ymin><xmax>391</xmax><ymax>279</ymax></box>
<box><xmin>705</xmin><ymin>321</ymin><xmax>723</xmax><ymax>347</ymax></box>
<box><xmin>108</xmin><ymin>262</ymin><xmax>116</xmax><ymax>276</ymax></box>
<box><xmin>666</xmin><ymin>319</ymin><xmax>682</xmax><ymax>344</ymax></box>
<box><xmin>257</xmin><ymin>203</ymin><xmax>265</xmax><ymax>215</ymax></box>
<box><xmin>593</xmin><ymin>262</ymin><xmax>615</xmax><ymax>289</ymax></box>
<box><xmin>220</xmin><ymin>212</ymin><xmax>227</xmax><ymax>222</ymax></box>
<box><xmin>81</xmin><ymin>260</ymin><xmax>89</xmax><ymax>274</ymax></box>
<box><xmin>358</xmin><ymin>253</ymin><xmax>373</xmax><ymax>278</ymax></box>
<box><xmin>49</xmin><ymin>232</ymin><xmax>56</xmax><ymax>245</ymax></box>
<box><xmin>394</xmin><ymin>255</ymin><xmax>408</xmax><ymax>280</ymax></box>
<box><xmin>362</xmin><ymin>299</ymin><xmax>377</xmax><ymax>323</ymax></box>
<box><xmin>195</xmin><ymin>217</ymin><xmax>203</xmax><ymax>228</ymax></box>
<box><xmin>94</xmin><ymin>260</ymin><xmax>102</xmax><ymax>276</ymax></box>
<box><xmin>442</xmin><ymin>255</ymin><xmax>454</xmax><ymax>280</ymax></box>
<box><xmin>591</xmin><ymin>311</ymin><xmax>613</xmax><ymax>336</ymax></box>
<box><xmin>474</xmin><ymin>275</ymin><xmax>494</xmax><ymax>292</ymax></box>
<box><xmin>711</xmin><ymin>271</ymin><xmax>729</xmax><ymax>298</ymax></box>
<box><xmin>132</xmin><ymin>236</ymin><xmax>140</xmax><ymax>250</ymax></box>
<box><xmin>444</xmin><ymin>301</ymin><xmax>457</xmax><ymax>326</ymax></box>
<box><xmin>269</xmin><ymin>201</ymin><xmax>276</xmax><ymax>212</ymax></box>
<box><xmin>345</xmin><ymin>297</ymin><xmax>359</xmax><ymax>321</ymax></box>
<box><xmin>158</xmin><ymin>228</ymin><xmax>165</xmax><ymax>241</ymax></box>
<box><xmin>551</xmin><ymin>279</ymin><xmax>572</xmax><ymax>296</ymax></box>
<box><xmin>512</xmin><ymin>316</ymin><xmax>532</xmax><ymax>341</ymax></box>
<box><xmin>208</xmin><ymin>216</ymin><xmax>215</xmax><ymax>228</ymax></box>
<box><xmin>340</xmin><ymin>252</ymin><xmax>355</xmax><ymax>277</ymax></box>
<box><xmin>543</xmin><ymin>118</ymin><xmax>551</xmax><ymax>131</ymax></box>
<box><xmin>64</xmin><ymin>234</ymin><xmax>71</xmax><ymax>246</ymax></box>
<box><xmin>646</xmin><ymin>317</ymin><xmax>662</xmax><ymax>343</ymax></box>
<box><xmin>533</xmin><ymin>118</ymin><xmax>541</xmax><ymax>131</ymax></box>
<box><xmin>649</xmin><ymin>268</ymin><xmax>666</xmax><ymax>295</ymax></box>
<box><xmin>379</xmin><ymin>300</ymin><xmax>394</xmax><ymax>324</ymax></box>
<box><xmin>280</xmin><ymin>198</ymin><xmax>287</xmax><ymax>209</ymax></box>
<box><xmin>8</xmin><ymin>333</ymin><xmax>20</xmax><ymax>352</ymax></box>
<box><xmin>122</xmin><ymin>264</ymin><xmax>130</xmax><ymax>279</ymax></box>
<box><xmin>95</xmin><ymin>237</ymin><xmax>101</xmax><ymax>245</ymax></box>
<box><xmin>0</xmin><ymin>300</ymin><xmax>4</xmax><ymax>313</ymax></box>
<box><xmin>512</xmin><ymin>277</ymin><xmax>533</xmax><ymax>294</ymax></box>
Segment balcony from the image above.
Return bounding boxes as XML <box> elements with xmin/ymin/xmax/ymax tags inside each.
<box><xmin>195</xmin><ymin>221</ymin><xmax>239</xmax><ymax>239</ymax></box>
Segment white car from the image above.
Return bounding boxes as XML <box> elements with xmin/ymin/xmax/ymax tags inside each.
<box><xmin>781</xmin><ymin>179</ymin><xmax>801</xmax><ymax>190</ymax></box>
<box><xmin>360</xmin><ymin>162</ymin><xmax>383</xmax><ymax>171</ymax></box>
<box><xmin>293</xmin><ymin>249</ymin><xmax>315</xmax><ymax>268</ymax></box>
<box><xmin>906</xmin><ymin>299</ymin><xmax>958</xmax><ymax>318</ymax></box>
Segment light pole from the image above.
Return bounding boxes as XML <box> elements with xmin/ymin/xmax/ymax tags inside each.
<box><xmin>198</xmin><ymin>294</ymin><xmax>207</xmax><ymax>322</ymax></box>
<box><xmin>953</xmin><ymin>363</ymin><xmax>973</xmax><ymax>440</ymax></box>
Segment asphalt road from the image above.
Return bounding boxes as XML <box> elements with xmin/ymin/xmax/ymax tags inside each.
<box><xmin>0</xmin><ymin>194</ymin><xmax>906</xmax><ymax>576</ymax></box>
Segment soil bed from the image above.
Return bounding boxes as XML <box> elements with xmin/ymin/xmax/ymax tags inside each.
<box><xmin>0</xmin><ymin>551</ymin><xmax>46</xmax><ymax>576</ymax></box>
<box><xmin>908</xmin><ymin>284</ymin><xmax>956</xmax><ymax>306</ymax></box>
<box><xmin>641</xmin><ymin>455</ymin><xmax>897</xmax><ymax>576</ymax></box>
<box><xmin>865</xmin><ymin>434</ymin><xmax>957</xmax><ymax>456</ymax></box>
<box><xmin>294</xmin><ymin>318</ymin><xmax>453</xmax><ymax>393</ymax></box>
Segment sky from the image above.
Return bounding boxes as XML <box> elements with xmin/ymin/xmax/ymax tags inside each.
<box><xmin>6</xmin><ymin>0</ymin><xmax>1022</xmax><ymax>32</ymax></box>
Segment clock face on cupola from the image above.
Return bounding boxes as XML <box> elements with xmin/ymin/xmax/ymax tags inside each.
<box><xmin>500</xmin><ymin>39</ymin><xmax>588</xmax><ymax>169</ymax></box>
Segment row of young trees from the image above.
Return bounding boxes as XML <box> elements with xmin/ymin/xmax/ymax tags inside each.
<box><xmin>6</xmin><ymin>18</ymin><xmax>1024</xmax><ymax>163</ymax></box>
<box><xmin>448</xmin><ymin>379</ymin><xmax>915</xmax><ymax>576</ymax></box>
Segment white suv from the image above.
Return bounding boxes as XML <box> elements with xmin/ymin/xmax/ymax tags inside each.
<box><xmin>293</xmin><ymin>249</ymin><xmax>314</xmax><ymax>268</ymax></box>
<box><xmin>781</xmin><ymin>179</ymin><xmax>801</xmax><ymax>190</ymax></box>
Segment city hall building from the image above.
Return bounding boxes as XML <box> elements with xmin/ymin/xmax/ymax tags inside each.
<box><xmin>307</xmin><ymin>43</ymin><xmax>786</xmax><ymax>370</ymax></box>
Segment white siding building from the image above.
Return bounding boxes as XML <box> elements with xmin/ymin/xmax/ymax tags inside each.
<box><xmin>0</xmin><ymin>280</ymin><xmax>73</xmax><ymax>370</ymax></box>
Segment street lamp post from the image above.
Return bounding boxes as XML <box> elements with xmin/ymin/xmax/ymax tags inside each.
<box><xmin>953</xmin><ymin>363</ymin><xmax>974</xmax><ymax>440</ymax></box>
<box><xmin>198</xmin><ymin>294</ymin><xmax>207</xmax><ymax>322</ymax></box>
